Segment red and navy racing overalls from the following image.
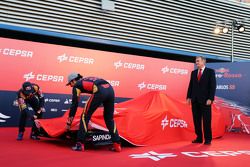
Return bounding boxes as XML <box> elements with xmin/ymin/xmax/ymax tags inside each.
<box><xmin>69</xmin><ymin>77</ymin><xmax>120</xmax><ymax>143</ymax></box>
<box><xmin>17</xmin><ymin>84</ymin><xmax>44</xmax><ymax>136</ymax></box>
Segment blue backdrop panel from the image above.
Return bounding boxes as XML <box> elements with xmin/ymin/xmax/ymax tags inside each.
<box><xmin>207</xmin><ymin>62</ymin><xmax>250</xmax><ymax>115</ymax></box>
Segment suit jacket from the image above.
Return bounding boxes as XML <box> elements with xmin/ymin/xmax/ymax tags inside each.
<box><xmin>187</xmin><ymin>67</ymin><xmax>216</xmax><ymax>104</ymax></box>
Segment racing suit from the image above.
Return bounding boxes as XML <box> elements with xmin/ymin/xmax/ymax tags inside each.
<box><xmin>68</xmin><ymin>77</ymin><xmax>120</xmax><ymax>143</ymax></box>
<box><xmin>17</xmin><ymin>84</ymin><xmax>44</xmax><ymax>136</ymax></box>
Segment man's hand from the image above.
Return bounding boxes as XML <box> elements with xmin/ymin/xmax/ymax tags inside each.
<box><xmin>34</xmin><ymin>119</ymin><xmax>41</xmax><ymax>128</ymax></box>
<box><xmin>66</xmin><ymin>116</ymin><xmax>74</xmax><ymax>131</ymax></box>
<box><xmin>186</xmin><ymin>98</ymin><xmax>191</xmax><ymax>105</ymax></box>
<box><xmin>37</xmin><ymin>107</ymin><xmax>45</xmax><ymax>114</ymax></box>
<box><xmin>206</xmin><ymin>99</ymin><xmax>212</xmax><ymax>106</ymax></box>
<box><xmin>33</xmin><ymin>115</ymin><xmax>38</xmax><ymax>119</ymax></box>
<box><xmin>41</xmin><ymin>107</ymin><xmax>46</xmax><ymax>112</ymax></box>
<box><xmin>66</xmin><ymin>124</ymin><xmax>71</xmax><ymax>131</ymax></box>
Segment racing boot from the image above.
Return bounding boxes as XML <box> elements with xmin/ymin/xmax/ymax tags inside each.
<box><xmin>30</xmin><ymin>135</ymin><xmax>40</xmax><ymax>140</ymax></box>
<box><xmin>110</xmin><ymin>142</ymin><xmax>121</xmax><ymax>152</ymax></box>
<box><xmin>72</xmin><ymin>142</ymin><xmax>84</xmax><ymax>151</ymax></box>
<box><xmin>17</xmin><ymin>132</ymin><xmax>24</xmax><ymax>141</ymax></box>
<box><xmin>30</xmin><ymin>131</ymin><xmax>40</xmax><ymax>140</ymax></box>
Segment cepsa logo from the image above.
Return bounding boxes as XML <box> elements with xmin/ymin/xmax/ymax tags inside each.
<box><xmin>106</xmin><ymin>80</ymin><xmax>120</xmax><ymax>87</ymax></box>
<box><xmin>114</xmin><ymin>60</ymin><xmax>145</xmax><ymax>70</ymax></box>
<box><xmin>130</xmin><ymin>150</ymin><xmax>250</xmax><ymax>161</ymax></box>
<box><xmin>0</xmin><ymin>113</ymin><xmax>11</xmax><ymax>123</ymax></box>
<box><xmin>138</xmin><ymin>82</ymin><xmax>167</xmax><ymax>91</ymax></box>
<box><xmin>161</xmin><ymin>66</ymin><xmax>188</xmax><ymax>75</ymax></box>
<box><xmin>23</xmin><ymin>72</ymin><xmax>64</xmax><ymax>82</ymax></box>
<box><xmin>0</xmin><ymin>48</ymin><xmax>33</xmax><ymax>58</ymax></box>
<box><xmin>161</xmin><ymin>115</ymin><xmax>188</xmax><ymax>130</ymax></box>
<box><xmin>57</xmin><ymin>53</ymin><xmax>94</xmax><ymax>64</ymax></box>
<box><xmin>215</xmin><ymin>68</ymin><xmax>242</xmax><ymax>78</ymax></box>
<box><xmin>44</xmin><ymin>98</ymin><xmax>61</xmax><ymax>103</ymax></box>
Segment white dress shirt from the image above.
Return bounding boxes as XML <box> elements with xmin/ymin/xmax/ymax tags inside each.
<box><xmin>197</xmin><ymin>66</ymin><xmax>206</xmax><ymax>76</ymax></box>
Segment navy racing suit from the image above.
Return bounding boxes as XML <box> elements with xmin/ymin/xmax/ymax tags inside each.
<box><xmin>68</xmin><ymin>77</ymin><xmax>120</xmax><ymax>143</ymax></box>
<box><xmin>17</xmin><ymin>83</ymin><xmax>44</xmax><ymax>136</ymax></box>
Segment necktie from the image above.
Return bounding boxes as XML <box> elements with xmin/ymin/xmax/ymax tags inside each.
<box><xmin>197</xmin><ymin>69</ymin><xmax>202</xmax><ymax>81</ymax></box>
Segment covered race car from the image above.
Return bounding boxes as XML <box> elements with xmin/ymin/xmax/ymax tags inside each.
<box><xmin>37</xmin><ymin>91</ymin><xmax>249</xmax><ymax>146</ymax></box>
<box><xmin>37</xmin><ymin>110</ymin><xmax>114</xmax><ymax>146</ymax></box>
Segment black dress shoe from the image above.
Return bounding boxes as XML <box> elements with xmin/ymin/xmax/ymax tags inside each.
<box><xmin>192</xmin><ymin>139</ymin><xmax>203</xmax><ymax>143</ymax></box>
<box><xmin>204</xmin><ymin>141</ymin><xmax>211</xmax><ymax>145</ymax></box>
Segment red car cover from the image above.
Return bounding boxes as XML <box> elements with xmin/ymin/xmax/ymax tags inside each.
<box><xmin>38</xmin><ymin>91</ymin><xmax>250</xmax><ymax>146</ymax></box>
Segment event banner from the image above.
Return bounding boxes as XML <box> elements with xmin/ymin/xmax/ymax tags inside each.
<box><xmin>207</xmin><ymin>62</ymin><xmax>250</xmax><ymax>133</ymax></box>
<box><xmin>0</xmin><ymin>37</ymin><xmax>193</xmax><ymax>126</ymax></box>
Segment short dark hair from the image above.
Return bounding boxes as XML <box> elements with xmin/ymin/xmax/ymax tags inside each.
<box><xmin>196</xmin><ymin>56</ymin><xmax>206</xmax><ymax>62</ymax></box>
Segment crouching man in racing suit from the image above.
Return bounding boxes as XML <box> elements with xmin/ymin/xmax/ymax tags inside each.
<box><xmin>17</xmin><ymin>82</ymin><xmax>45</xmax><ymax>141</ymax></box>
<box><xmin>66</xmin><ymin>72</ymin><xmax>121</xmax><ymax>152</ymax></box>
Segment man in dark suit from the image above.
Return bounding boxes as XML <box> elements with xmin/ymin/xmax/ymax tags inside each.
<box><xmin>187</xmin><ymin>56</ymin><xmax>216</xmax><ymax>145</ymax></box>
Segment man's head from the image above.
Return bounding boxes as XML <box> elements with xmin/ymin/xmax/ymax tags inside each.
<box><xmin>22</xmin><ymin>82</ymin><xmax>34</xmax><ymax>95</ymax></box>
<box><xmin>195</xmin><ymin>56</ymin><xmax>206</xmax><ymax>69</ymax></box>
<box><xmin>66</xmin><ymin>72</ymin><xmax>82</xmax><ymax>87</ymax></box>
